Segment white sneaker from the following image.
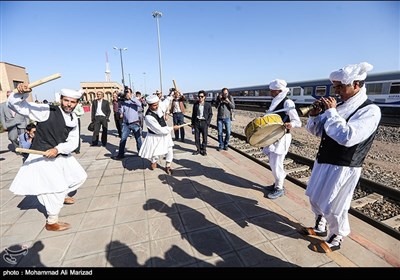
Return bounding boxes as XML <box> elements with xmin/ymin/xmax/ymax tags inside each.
<box><xmin>314</xmin><ymin>215</ymin><xmax>328</xmax><ymax>236</ymax></box>
<box><xmin>326</xmin><ymin>234</ymin><xmax>342</xmax><ymax>250</ymax></box>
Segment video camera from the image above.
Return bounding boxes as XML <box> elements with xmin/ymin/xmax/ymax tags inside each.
<box><xmin>118</xmin><ymin>86</ymin><xmax>131</xmax><ymax>100</ymax></box>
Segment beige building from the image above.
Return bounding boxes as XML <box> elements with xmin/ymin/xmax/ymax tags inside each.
<box><xmin>1</xmin><ymin>61</ymin><xmax>124</xmax><ymax>104</ymax></box>
<box><xmin>80</xmin><ymin>82</ymin><xmax>123</xmax><ymax>103</ymax></box>
<box><xmin>0</xmin><ymin>62</ymin><xmax>32</xmax><ymax>103</ymax></box>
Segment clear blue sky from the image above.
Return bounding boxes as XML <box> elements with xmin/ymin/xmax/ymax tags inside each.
<box><xmin>2</xmin><ymin>1</ymin><xmax>399</xmax><ymax>101</ymax></box>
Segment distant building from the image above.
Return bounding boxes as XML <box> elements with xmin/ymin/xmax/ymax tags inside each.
<box><xmin>1</xmin><ymin>61</ymin><xmax>124</xmax><ymax>104</ymax></box>
<box><xmin>0</xmin><ymin>62</ymin><xmax>32</xmax><ymax>103</ymax></box>
<box><xmin>80</xmin><ymin>82</ymin><xmax>123</xmax><ymax>103</ymax></box>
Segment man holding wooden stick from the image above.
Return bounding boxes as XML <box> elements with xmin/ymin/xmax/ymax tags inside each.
<box><xmin>8</xmin><ymin>82</ymin><xmax>87</xmax><ymax>231</ymax></box>
<box><xmin>138</xmin><ymin>94</ymin><xmax>181</xmax><ymax>175</ymax></box>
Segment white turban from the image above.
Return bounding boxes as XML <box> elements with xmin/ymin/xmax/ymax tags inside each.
<box><xmin>329</xmin><ymin>62</ymin><xmax>373</xmax><ymax>85</ymax></box>
<box><xmin>60</xmin><ymin>88</ymin><xmax>84</xmax><ymax>99</ymax></box>
<box><xmin>268</xmin><ymin>79</ymin><xmax>290</xmax><ymax>112</ymax></box>
<box><xmin>269</xmin><ymin>79</ymin><xmax>287</xmax><ymax>91</ymax></box>
<box><xmin>146</xmin><ymin>95</ymin><xmax>159</xmax><ymax>104</ymax></box>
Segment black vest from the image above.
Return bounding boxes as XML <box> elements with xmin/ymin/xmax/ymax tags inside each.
<box><xmin>273</xmin><ymin>97</ymin><xmax>289</xmax><ymax>122</ymax></box>
<box><xmin>316</xmin><ymin>99</ymin><xmax>378</xmax><ymax>167</ymax></box>
<box><xmin>272</xmin><ymin>97</ymin><xmax>291</xmax><ymax>133</ymax></box>
<box><xmin>31</xmin><ymin>105</ymin><xmax>73</xmax><ymax>151</ymax></box>
<box><xmin>145</xmin><ymin>109</ymin><xmax>167</xmax><ymax>134</ymax></box>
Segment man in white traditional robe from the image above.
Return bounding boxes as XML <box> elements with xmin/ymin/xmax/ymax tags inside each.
<box><xmin>139</xmin><ymin>94</ymin><xmax>179</xmax><ymax>175</ymax></box>
<box><xmin>8</xmin><ymin>83</ymin><xmax>87</xmax><ymax>231</ymax></box>
<box><xmin>262</xmin><ymin>79</ymin><xmax>301</xmax><ymax>199</ymax></box>
<box><xmin>302</xmin><ymin>62</ymin><xmax>381</xmax><ymax>252</ymax></box>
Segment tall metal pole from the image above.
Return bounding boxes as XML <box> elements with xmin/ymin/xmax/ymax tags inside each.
<box><xmin>128</xmin><ymin>73</ymin><xmax>132</xmax><ymax>90</ymax></box>
<box><xmin>152</xmin><ymin>11</ymin><xmax>163</xmax><ymax>94</ymax></box>
<box><xmin>143</xmin><ymin>72</ymin><xmax>147</xmax><ymax>95</ymax></box>
<box><xmin>113</xmin><ymin>46</ymin><xmax>127</xmax><ymax>87</ymax></box>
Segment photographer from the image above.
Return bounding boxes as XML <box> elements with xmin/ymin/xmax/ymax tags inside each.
<box><xmin>112</xmin><ymin>88</ymin><xmax>143</xmax><ymax>160</ymax></box>
<box><xmin>215</xmin><ymin>87</ymin><xmax>235</xmax><ymax>151</ymax></box>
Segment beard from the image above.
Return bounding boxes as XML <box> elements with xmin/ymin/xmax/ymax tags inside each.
<box><xmin>61</xmin><ymin>104</ymin><xmax>75</xmax><ymax>114</ymax></box>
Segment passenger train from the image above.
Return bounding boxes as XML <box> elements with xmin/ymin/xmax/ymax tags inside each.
<box><xmin>182</xmin><ymin>71</ymin><xmax>400</xmax><ymax>115</ymax></box>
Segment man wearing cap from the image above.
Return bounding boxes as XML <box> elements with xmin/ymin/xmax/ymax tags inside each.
<box><xmin>301</xmin><ymin>62</ymin><xmax>381</xmax><ymax>252</ymax></box>
<box><xmin>262</xmin><ymin>79</ymin><xmax>301</xmax><ymax>199</ymax></box>
<box><xmin>138</xmin><ymin>94</ymin><xmax>179</xmax><ymax>175</ymax></box>
<box><xmin>7</xmin><ymin>83</ymin><xmax>87</xmax><ymax>231</ymax></box>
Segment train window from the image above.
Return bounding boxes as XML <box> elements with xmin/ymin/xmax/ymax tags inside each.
<box><xmin>254</xmin><ymin>90</ymin><xmax>259</xmax><ymax>96</ymax></box>
<box><xmin>329</xmin><ymin>85</ymin><xmax>336</xmax><ymax>96</ymax></box>
<box><xmin>315</xmin><ymin>86</ymin><xmax>327</xmax><ymax>97</ymax></box>
<box><xmin>389</xmin><ymin>82</ymin><xmax>400</xmax><ymax>94</ymax></box>
<box><xmin>304</xmin><ymin>87</ymin><xmax>313</xmax><ymax>96</ymax></box>
<box><xmin>366</xmin><ymin>83</ymin><xmax>383</xmax><ymax>94</ymax></box>
<box><xmin>259</xmin><ymin>89</ymin><xmax>269</xmax><ymax>96</ymax></box>
<box><xmin>292</xmin><ymin>87</ymin><xmax>301</xmax><ymax>96</ymax></box>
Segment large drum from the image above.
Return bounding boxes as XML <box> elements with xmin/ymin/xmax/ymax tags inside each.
<box><xmin>244</xmin><ymin>114</ymin><xmax>286</xmax><ymax>147</ymax></box>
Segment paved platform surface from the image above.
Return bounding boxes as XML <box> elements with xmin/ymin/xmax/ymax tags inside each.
<box><xmin>1</xmin><ymin>110</ymin><xmax>399</xmax><ymax>269</ymax></box>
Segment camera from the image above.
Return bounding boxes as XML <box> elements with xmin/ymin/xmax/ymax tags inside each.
<box><xmin>117</xmin><ymin>91</ymin><xmax>126</xmax><ymax>101</ymax></box>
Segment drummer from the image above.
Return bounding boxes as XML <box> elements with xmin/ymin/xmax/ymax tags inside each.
<box><xmin>262</xmin><ymin>79</ymin><xmax>301</xmax><ymax>199</ymax></box>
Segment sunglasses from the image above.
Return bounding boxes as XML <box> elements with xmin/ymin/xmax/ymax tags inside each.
<box><xmin>198</xmin><ymin>96</ymin><xmax>205</xmax><ymax>98</ymax></box>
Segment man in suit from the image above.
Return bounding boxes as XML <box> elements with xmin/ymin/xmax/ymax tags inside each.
<box><xmin>0</xmin><ymin>90</ymin><xmax>29</xmax><ymax>152</ymax></box>
<box><xmin>191</xmin><ymin>90</ymin><xmax>213</xmax><ymax>156</ymax></box>
<box><xmin>90</xmin><ymin>91</ymin><xmax>111</xmax><ymax>146</ymax></box>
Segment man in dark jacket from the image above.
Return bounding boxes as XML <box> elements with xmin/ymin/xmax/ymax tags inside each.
<box><xmin>91</xmin><ymin>91</ymin><xmax>111</xmax><ymax>146</ymax></box>
<box><xmin>215</xmin><ymin>87</ymin><xmax>235</xmax><ymax>151</ymax></box>
<box><xmin>191</xmin><ymin>90</ymin><xmax>213</xmax><ymax>156</ymax></box>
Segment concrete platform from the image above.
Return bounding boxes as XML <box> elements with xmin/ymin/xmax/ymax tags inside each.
<box><xmin>1</xmin><ymin>110</ymin><xmax>399</xmax><ymax>269</ymax></box>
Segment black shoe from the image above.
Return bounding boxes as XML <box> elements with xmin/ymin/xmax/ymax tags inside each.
<box><xmin>90</xmin><ymin>143</ymin><xmax>98</xmax><ymax>147</ymax></box>
<box><xmin>223</xmin><ymin>146</ymin><xmax>228</xmax><ymax>151</ymax></box>
<box><xmin>192</xmin><ymin>151</ymin><xmax>200</xmax><ymax>155</ymax></box>
<box><xmin>262</xmin><ymin>184</ymin><xmax>275</xmax><ymax>192</ymax></box>
<box><xmin>201</xmin><ymin>151</ymin><xmax>207</xmax><ymax>156</ymax></box>
<box><xmin>75</xmin><ymin>151</ymin><xmax>80</xmax><ymax>154</ymax></box>
<box><xmin>216</xmin><ymin>147</ymin><xmax>221</xmax><ymax>151</ymax></box>
<box><xmin>111</xmin><ymin>155</ymin><xmax>124</xmax><ymax>160</ymax></box>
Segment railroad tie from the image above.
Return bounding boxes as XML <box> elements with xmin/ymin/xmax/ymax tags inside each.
<box><xmin>351</xmin><ymin>193</ymin><xmax>383</xmax><ymax>209</ymax></box>
<box><xmin>381</xmin><ymin>215</ymin><xmax>400</xmax><ymax>229</ymax></box>
<box><xmin>285</xmin><ymin>165</ymin><xmax>309</xmax><ymax>175</ymax></box>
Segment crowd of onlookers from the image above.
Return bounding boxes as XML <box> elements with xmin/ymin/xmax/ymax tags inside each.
<box><xmin>1</xmin><ymin>86</ymin><xmax>237</xmax><ymax>162</ymax></box>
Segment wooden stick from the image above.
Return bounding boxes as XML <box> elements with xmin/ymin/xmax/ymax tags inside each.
<box><xmin>15</xmin><ymin>148</ymin><xmax>46</xmax><ymax>155</ymax></box>
<box><xmin>177</xmin><ymin>123</ymin><xmax>192</xmax><ymax>128</ymax></box>
<box><xmin>13</xmin><ymin>73</ymin><xmax>61</xmax><ymax>93</ymax></box>
<box><xmin>173</xmin><ymin>80</ymin><xmax>178</xmax><ymax>91</ymax></box>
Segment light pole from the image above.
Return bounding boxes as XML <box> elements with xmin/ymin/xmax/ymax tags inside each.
<box><xmin>143</xmin><ymin>72</ymin><xmax>147</xmax><ymax>95</ymax></box>
<box><xmin>128</xmin><ymin>73</ymin><xmax>132</xmax><ymax>90</ymax></box>
<box><xmin>113</xmin><ymin>46</ymin><xmax>128</xmax><ymax>87</ymax></box>
<box><xmin>152</xmin><ymin>11</ymin><xmax>163</xmax><ymax>94</ymax></box>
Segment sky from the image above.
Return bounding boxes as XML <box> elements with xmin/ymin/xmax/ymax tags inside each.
<box><xmin>2</xmin><ymin>1</ymin><xmax>399</xmax><ymax>101</ymax></box>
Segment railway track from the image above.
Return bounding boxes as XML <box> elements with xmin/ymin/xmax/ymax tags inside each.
<box><xmin>195</xmin><ymin>119</ymin><xmax>400</xmax><ymax>240</ymax></box>
<box><xmin>234</xmin><ymin>104</ymin><xmax>400</xmax><ymax>127</ymax></box>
